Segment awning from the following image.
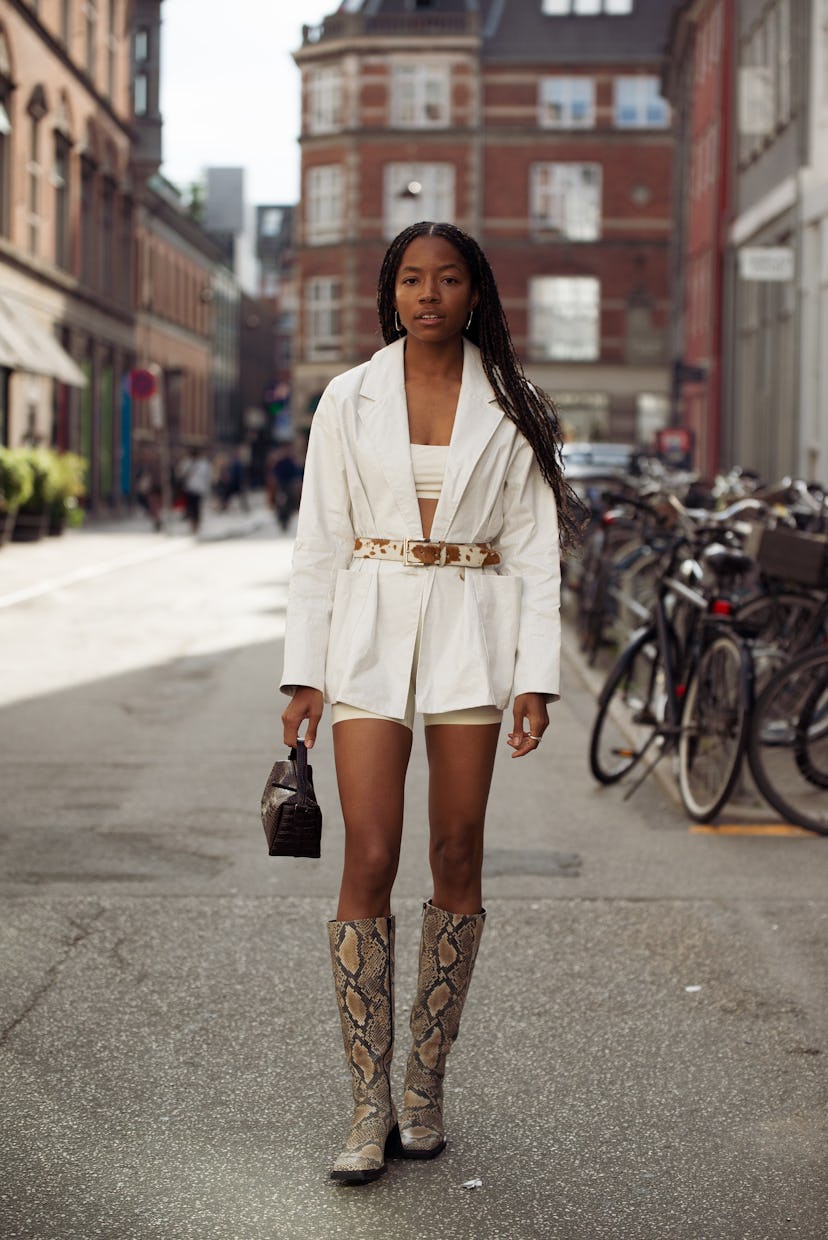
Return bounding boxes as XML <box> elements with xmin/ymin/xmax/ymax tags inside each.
<box><xmin>0</xmin><ymin>292</ymin><xmax>87</xmax><ymax>388</ymax></box>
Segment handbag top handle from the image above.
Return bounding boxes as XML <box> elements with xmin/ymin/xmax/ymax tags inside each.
<box><xmin>290</xmin><ymin>739</ymin><xmax>310</xmax><ymax>795</ymax></box>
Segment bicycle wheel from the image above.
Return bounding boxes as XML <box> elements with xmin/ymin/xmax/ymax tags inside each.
<box><xmin>677</xmin><ymin>633</ymin><xmax>752</xmax><ymax>821</ymax></box>
<box><xmin>748</xmin><ymin>649</ymin><xmax>828</xmax><ymax>834</ymax></box>
<box><xmin>589</xmin><ymin>627</ymin><xmax>664</xmax><ymax>784</ymax></box>
<box><xmin>734</xmin><ymin>590</ymin><xmax>824</xmax><ymax>692</ymax></box>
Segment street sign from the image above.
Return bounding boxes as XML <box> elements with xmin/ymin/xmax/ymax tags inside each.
<box><xmin>130</xmin><ymin>367</ymin><xmax>158</xmax><ymax>399</ymax></box>
<box><xmin>738</xmin><ymin>247</ymin><xmax>795</xmax><ymax>282</ymax></box>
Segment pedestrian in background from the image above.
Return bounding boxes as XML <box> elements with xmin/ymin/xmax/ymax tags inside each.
<box><xmin>280</xmin><ymin>221</ymin><xmax>584</xmax><ymax>1185</ymax></box>
<box><xmin>177</xmin><ymin>446</ymin><xmax>213</xmax><ymax>534</ymax></box>
<box><xmin>267</xmin><ymin>443</ymin><xmax>301</xmax><ymax>531</ymax></box>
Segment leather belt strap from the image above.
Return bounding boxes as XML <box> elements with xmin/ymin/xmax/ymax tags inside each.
<box><xmin>353</xmin><ymin>537</ymin><xmax>500</xmax><ymax>568</ymax></box>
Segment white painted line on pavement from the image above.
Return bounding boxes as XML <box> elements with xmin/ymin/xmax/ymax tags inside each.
<box><xmin>0</xmin><ymin>539</ymin><xmax>190</xmax><ymax>610</ymax></box>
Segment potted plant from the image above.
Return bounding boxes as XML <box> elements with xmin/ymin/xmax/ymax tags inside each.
<box><xmin>11</xmin><ymin>447</ymin><xmax>59</xmax><ymax>542</ymax></box>
<box><xmin>0</xmin><ymin>446</ymin><xmax>34</xmax><ymax>547</ymax></box>
<box><xmin>48</xmin><ymin>451</ymin><xmax>87</xmax><ymax>535</ymax></box>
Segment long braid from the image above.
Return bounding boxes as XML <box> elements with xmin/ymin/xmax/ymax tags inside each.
<box><xmin>377</xmin><ymin>221</ymin><xmax>587</xmax><ymax>552</ymax></box>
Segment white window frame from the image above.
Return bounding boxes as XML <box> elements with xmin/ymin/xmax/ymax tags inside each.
<box><xmin>530</xmin><ymin>163</ymin><xmax>602</xmax><ymax>240</ymax></box>
<box><xmin>529</xmin><ymin>276</ymin><xmax>600</xmax><ymax>362</ymax></box>
<box><xmin>305</xmin><ymin>277</ymin><xmax>342</xmax><ymax>361</ymax></box>
<box><xmin>542</xmin><ymin>0</ymin><xmax>633</xmax><ymax>13</ymax></box>
<box><xmin>391</xmin><ymin>62</ymin><xmax>450</xmax><ymax>128</ymax></box>
<box><xmin>538</xmin><ymin>77</ymin><xmax>595</xmax><ymax>128</ymax></box>
<box><xmin>383</xmin><ymin>163</ymin><xmax>456</xmax><ymax>240</ymax></box>
<box><xmin>614</xmin><ymin>76</ymin><xmax>670</xmax><ymax>128</ymax></box>
<box><xmin>308</xmin><ymin>65</ymin><xmax>344</xmax><ymax>135</ymax></box>
<box><xmin>305</xmin><ymin>164</ymin><xmax>344</xmax><ymax>245</ymax></box>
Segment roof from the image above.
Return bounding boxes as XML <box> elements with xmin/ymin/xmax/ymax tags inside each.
<box><xmin>332</xmin><ymin>0</ymin><xmax>679</xmax><ymax>63</ymax></box>
<box><xmin>482</xmin><ymin>0</ymin><xmax>679</xmax><ymax>64</ymax></box>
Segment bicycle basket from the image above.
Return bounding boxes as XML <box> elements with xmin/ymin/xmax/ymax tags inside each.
<box><xmin>757</xmin><ymin>528</ymin><xmax>828</xmax><ymax>588</ymax></box>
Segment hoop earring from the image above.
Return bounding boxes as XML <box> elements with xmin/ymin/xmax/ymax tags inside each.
<box><xmin>394</xmin><ymin>310</ymin><xmax>403</xmax><ymax>334</ymax></box>
<box><xmin>465</xmin><ymin>308</ymin><xmax>474</xmax><ymax>331</ymax></box>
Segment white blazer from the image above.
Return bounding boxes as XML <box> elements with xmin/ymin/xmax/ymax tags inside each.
<box><xmin>280</xmin><ymin>338</ymin><xmax>561</xmax><ymax>717</ymax></box>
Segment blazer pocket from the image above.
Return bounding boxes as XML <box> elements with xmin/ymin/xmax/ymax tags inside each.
<box><xmin>325</xmin><ymin>567</ymin><xmax>375</xmax><ymax>702</ymax></box>
<box><xmin>470</xmin><ymin>572</ymin><xmax>523</xmax><ymax>704</ymax></box>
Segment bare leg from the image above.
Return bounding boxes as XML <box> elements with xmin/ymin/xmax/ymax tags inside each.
<box><xmin>424</xmin><ymin>723</ymin><xmax>500</xmax><ymax>913</ymax></box>
<box><xmin>333</xmin><ymin>718</ymin><xmax>413</xmax><ymax>920</ymax></box>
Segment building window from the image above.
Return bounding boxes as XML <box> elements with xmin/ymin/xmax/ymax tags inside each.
<box><xmin>614</xmin><ymin>76</ymin><xmax>669</xmax><ymax>128</ymax></box>
<box><xmin>134</xmin><ymin>74</ymin><xmax>148</xmax><ymax>117</ymax></box>
<box><xmin>27</xmin><ymin>120</ymin><xmax>41</xmax><ymax>257</ymax></box>
<box><xmin>308</xmin><ymin>66</ymin><xmax>343</xmax><ymax>134</ymax></box>
<box><xmin>305</xmin><ymin>165</ymin><xmax>344</xmax><ymax>244</ymax></box>
<box><xmin>107</xmin><ymin>0</ymin><xmax>117</xmax><ymax>100</ymax></box>
<box><xmin>86</xmin><ymin>1</ymin><xmax>97</xmax><ymax>79</ymax></box>
<box><xmin>260</xmin><ymin>207</ymin><xmax>283</xmax><ymax>237</ymax></box>
<box><xmin>54</xmin><ymin>132</ymin><xmax>72</xmax><ymax>271</ymax></box>
<box><xmin>539</xmin><ymin>77</ymin><xmax>595</xmax><ymax>128</ymax></box>
<box><xmin>306</xmin><ymin>277</ymin><xmax>342</xmax><ymax>360</ymax></box>
<box><xmin>778</xmin><ymin>0</ymin><xmax>792</xmax><ymax>124</ymax></box>
<box><xmin>529</xmin><ymin>276</ymin><xmax>600</xmax><ymax>361</ymax></box>
<box><xmin>81</xmin><ymin>157</ymin><xmax>97</xmax><ymax>285</ymax></box>
<box><xmin>101</xmin><ymin>179</ymin><xmax>115</xmax><ymax>294</ymax></box>
<box><xmin>61</xmin><ymin>0</ymin><xmax>71</xmax><ymax>44</ymax></box>
<box><xmin>391</xmin><ymin>63</ymin><xmax>450</xmax><ymax>128</ymax></box>
<box><xmin>542</xmin><ymin>1</ymin><xmax>634</xmax><ymax>13</ymax></box>
<box><xmin>0</xmin><ymin>52</ymin><xmax>11</xmax><ymax>238</ymax></box>
<box><xmin>383</xmin><ymin>163</ymin><xmax>455</xmax><ymax>240</ymax></box>
<box><xmin>134</xmin><ymin>26</ymin><xmax>149</xmax><ymax>61</ymax></box>
<box><xmin>530</xmin><ymin>163</ymin><xmax>601</xmax><ymax>240</ymax></box>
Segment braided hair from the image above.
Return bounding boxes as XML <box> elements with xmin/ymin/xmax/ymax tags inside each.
<box><xmin>377</xmin><ymin>221</ymin><xmax>586</xmax><ymax>551</ymax></box>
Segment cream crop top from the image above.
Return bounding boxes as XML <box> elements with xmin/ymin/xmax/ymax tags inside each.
<box><xmin>410</xmin><ymin>443</ymin><xmax>449</xmax><ymax>501</ymax></box>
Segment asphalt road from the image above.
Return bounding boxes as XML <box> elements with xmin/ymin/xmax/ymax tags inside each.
<box><xmin>0</xmin><ymin>509</ymin><xmax>826</xmax><ymax>1240</ymax></box>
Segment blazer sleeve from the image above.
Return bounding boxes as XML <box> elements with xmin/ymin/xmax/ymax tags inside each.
<box><xmin>494</xmin><ymin>434</ymin><xmax>562</xmax><ymax>703</ymax></box>
<box><xmin>280</xmin><ymin>386</ymin><xmax>354</xmax><ymax>696</ymax></box>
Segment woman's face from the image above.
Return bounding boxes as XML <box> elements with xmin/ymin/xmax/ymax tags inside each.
<box><xmin>393</xmin><ymin>234</ymin><xmax>478</xmax><ymax>345</ymax></box>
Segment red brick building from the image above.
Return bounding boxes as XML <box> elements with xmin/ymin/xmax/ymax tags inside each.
<box><xmin>663</xmin><ymin>0</ymin><xmax>734</xmax><ymax>479</ymax></box>
<box><xmin>292</xmin><ymin>0</ymin><xmax>676</xmax><ymax>444</ymax></box>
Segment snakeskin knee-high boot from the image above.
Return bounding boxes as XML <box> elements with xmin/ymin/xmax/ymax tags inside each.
<box><xmin>327</xmin><ymin>915</ymin><xmax>402</xmax><ymax>1184</ymax></box>
<box><xmin>399</xmin><ymin>901</ymin><xmax>486</xmax><ymax>1159</ymax></box>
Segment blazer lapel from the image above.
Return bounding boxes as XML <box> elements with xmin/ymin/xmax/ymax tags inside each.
<box><xmin>357</xmin><ymin>339</ymin><xmax>423</xmax><ymax>536</ymax></box>
<box><xmin>430</xmin><ymin>340</ymin><xmax>504</xmax><ymax>540</ymax></box>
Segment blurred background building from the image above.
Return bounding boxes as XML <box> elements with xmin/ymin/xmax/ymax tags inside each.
<box><xmin>0</xmin><ymin>0</ymin><xmax>279</xmax><ymax>511</ymax></box>
<box><xmin>3</xmin><ymin>0</ymin><xmax>827</xmax><ymax>508</ymax></box>
<box><xmin>665</xmin><ymin>0</ymin><xmax>828</xmax><ymax>483</ymax></box>
<box><xmin>291</xmin><ymin>0</ymin><xmax>675</xmax><ymax>446</ymax></box>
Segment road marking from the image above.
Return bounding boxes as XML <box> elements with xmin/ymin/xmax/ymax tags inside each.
<box><xmin>0</xmin><ymin>540</ymin><xmax>189</xmax><ymax>610</ymax></box>
<box><xmin>690</xmin><ymin>823</ymin><xmax>815</xmax><ymax>837</ymax></box>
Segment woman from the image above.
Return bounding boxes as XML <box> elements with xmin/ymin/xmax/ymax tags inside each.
<box><xmin>281</xmin><ymin>222</ymin><xmax>583</xmax><ymax>1185</ymax></box>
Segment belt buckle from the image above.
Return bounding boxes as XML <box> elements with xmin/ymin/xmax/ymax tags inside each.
<box><xmin>404</xmin><ymin>537</ymin><xmax>426</xmax><ymax>566</ymax></box>
<box><xmin>404</xmin><ymin>538</ymin><xmax>446</xmax><ymax>566</ymax></box>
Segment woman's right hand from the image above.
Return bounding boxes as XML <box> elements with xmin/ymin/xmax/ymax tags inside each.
<box><xmin>282</xmin><ymin>687</ymin><xmax>324</xmax><ymax>749</ymax></box>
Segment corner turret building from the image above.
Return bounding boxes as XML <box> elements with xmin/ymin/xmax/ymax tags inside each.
<box><xmin>292</xmin><ymin>0</ymin><xmax>675</xmax><ymax>445</ymax></box>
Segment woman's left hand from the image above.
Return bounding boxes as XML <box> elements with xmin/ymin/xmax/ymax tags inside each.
<box><xmin>507</xmin><ymin>693</ymin><xmax>549</xmax><ymax>758</ymax></box>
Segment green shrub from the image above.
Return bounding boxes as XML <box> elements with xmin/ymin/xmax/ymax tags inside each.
<box><xmin>0</xmin><ymin>446</ymin><xmax>35</xmax><ymax>512</ymax></box>
<box><xmin>17</xmin><ymin>448</ymin><xmax>61</xmax><ymax>514</ymax></box>
<box><xmin>51</xmin><ymin>451</ymin><xmax>87</xmax><ymax>501</ymax></box>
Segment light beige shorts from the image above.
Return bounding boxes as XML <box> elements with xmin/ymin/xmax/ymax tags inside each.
<box><xmin>331</xmin><ymin>591</ymin><xmax>502</xmax><ymax>733</ymax></box>
<box><xmin>331</xmin><ymin>699</ymin><xmax>502</xmax><ymax>732</ymax></box>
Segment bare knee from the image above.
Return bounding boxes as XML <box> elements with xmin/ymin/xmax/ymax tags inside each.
<box><xmin>340</xmin><ymin>834</ymin><xmax>399</xmax><ymax>915</ymax></box>
<box><xmin>429</xmin><ymin>830</ymin><xmax>483</xmax><ymax>898</ymax></box>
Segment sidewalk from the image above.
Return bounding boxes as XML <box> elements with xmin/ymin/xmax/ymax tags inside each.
<box><xmin>0</xmin><ymin>489</ymin><xmax>277</xmax><ymax>609</ymax></box>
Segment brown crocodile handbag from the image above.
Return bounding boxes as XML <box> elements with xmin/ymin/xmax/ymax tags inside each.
<box><xmin>260</xmin><ymin>740</ymin><xmax>322</xmax><ymax>858</ymax></box>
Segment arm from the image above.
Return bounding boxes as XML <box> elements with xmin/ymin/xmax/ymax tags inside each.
<box><xmin>495</xmin><ymin>435</ymin><xmax>561</xmax><ymax>757</ymax></box>
<box><xmin>279</xmin><ymin>385</ymin><xmax>355</xmax><ymax>737</ymax></box>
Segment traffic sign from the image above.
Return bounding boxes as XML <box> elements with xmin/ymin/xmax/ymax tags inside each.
<box><xmin>130</xmin><ymin>368</ymin><xmax>158</xmax><ymax>399</ymax></box>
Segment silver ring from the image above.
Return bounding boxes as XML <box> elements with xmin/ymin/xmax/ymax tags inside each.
<box><xmin>528</xmin><ymin>734</ymin><xmax>542</xmax><ymax>742</ymax></box>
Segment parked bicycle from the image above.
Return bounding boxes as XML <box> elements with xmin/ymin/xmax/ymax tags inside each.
<box><xmin>747</xmin><ymin>647</ymin><xmax>828</xmax><ymax>836</ymax></box>
<box><xmin>589</xmin><ymin>525</ymin><xmax>755</xmax><ymax>821</ymax></box>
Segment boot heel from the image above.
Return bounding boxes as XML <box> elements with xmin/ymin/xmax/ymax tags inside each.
<box><xmin>384</xmin><ymin>1122</ymin><xmax>404</xmax><ymax>1159</ymax></box>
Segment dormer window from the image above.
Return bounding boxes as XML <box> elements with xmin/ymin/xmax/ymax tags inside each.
<box><xmin>542</xmin><ymin>1</ymin><xmax>634</xmax><ymax>14</ymax></box>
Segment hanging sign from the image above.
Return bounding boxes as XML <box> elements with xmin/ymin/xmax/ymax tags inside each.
<box><xmin>738</xmin><ymin>247</ymin><xmax>795</xmax><ymax>281</ymax></box>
